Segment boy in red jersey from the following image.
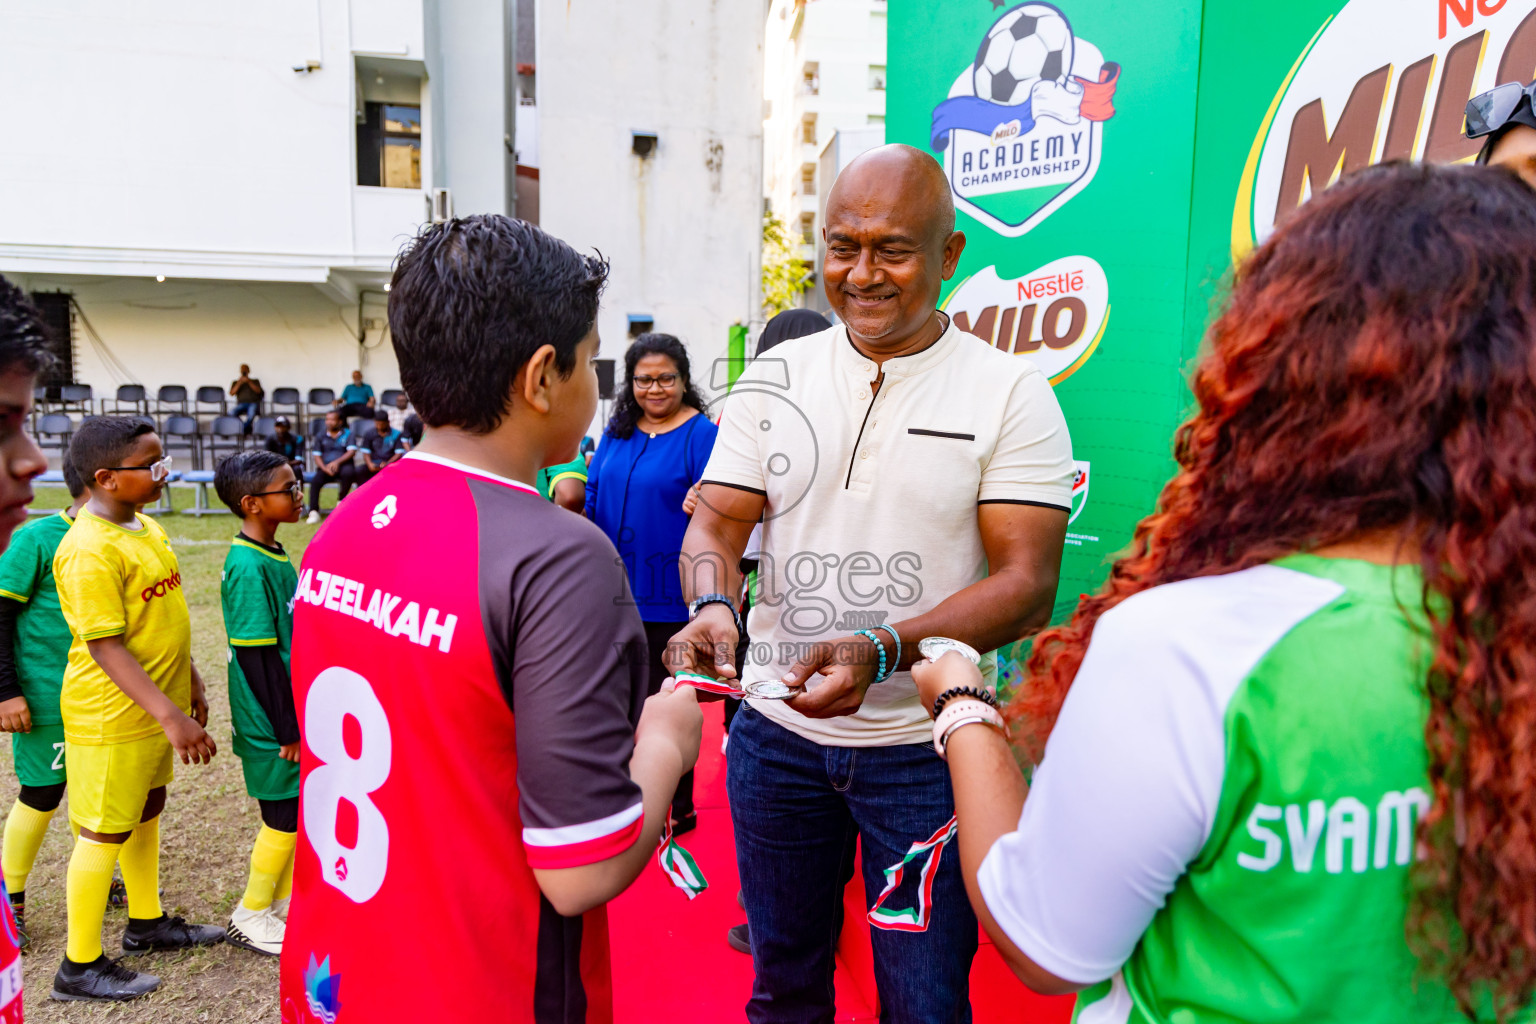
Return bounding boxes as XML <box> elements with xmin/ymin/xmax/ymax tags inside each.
<box><xmin>279</xmin><ymin>216</ymin><xmax>702</xmax><ymax>1024</ymax></box>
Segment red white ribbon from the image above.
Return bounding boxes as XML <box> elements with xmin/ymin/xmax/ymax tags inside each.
<box><xmin>867</xmin><ymin>815</ymin><xmax>959</xmax><ymax>932</ymax></box>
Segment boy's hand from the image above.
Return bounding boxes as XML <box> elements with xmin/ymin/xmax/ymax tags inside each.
<box><xmin>190</xmin><ymin>663</ymin><xmax>209</xmax><ymax>727</ymax></box>
<box><xmin>0</xmin><ymin>696</ymin><xmax>31</xmax><ymax>733</ymax></box>
<box><xmin>279</xmin><ymin>741</ymin><xmax>301</xmax><ymax>763</ymax></box>
<box><xmin>636</xmin><ymin>680</ymin><xmax>703</xmax><ymax>774</ymax></box>
<box><xmin>163</xmin><ymin>712</ymin><xmax>216</xmax><ymax>765</ymax></box>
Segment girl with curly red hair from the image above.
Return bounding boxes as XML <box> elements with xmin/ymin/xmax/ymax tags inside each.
<box><xmin>912</xmin><ymin>161</ymin><xmax>1536</xmax><ymax>1022</ymax></box>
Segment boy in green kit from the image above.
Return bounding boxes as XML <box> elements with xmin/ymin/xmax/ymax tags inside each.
<box><xmin>213</xmin><ymin>450</ymin><xmax>302</xmax><ymax>956</ymax></box>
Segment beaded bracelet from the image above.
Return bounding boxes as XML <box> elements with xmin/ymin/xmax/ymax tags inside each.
<box><xmin>871</xmin><ymin>623</ymin><xmax>902</xmax><ymax>680</ymax></box>
<box><xmin>931</xmin><ymin>685</ymin><xmax>999</xmax><ymax>719</ymax></box>
<box><xmin>854</xmin><ymin>629</ymin><xmax>888</xmax><ymax>683</ymax></box>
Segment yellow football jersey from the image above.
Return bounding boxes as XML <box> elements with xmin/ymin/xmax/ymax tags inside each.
<box><xmin>54</xmin><ymin>510</ymin><xmax>191</xmax><ymax>744</ymax></box>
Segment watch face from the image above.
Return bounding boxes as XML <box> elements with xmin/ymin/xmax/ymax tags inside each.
<box><xmin>918</xmin><ymin>637</ymin><xmax>981</xmax><ymax>665</ymax></box>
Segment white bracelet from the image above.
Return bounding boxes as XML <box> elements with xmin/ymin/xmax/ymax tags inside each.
<box><xmin>932</xmin><ymin>699</ymin><xmax>1005</xmax><ymax>760</ymax></box>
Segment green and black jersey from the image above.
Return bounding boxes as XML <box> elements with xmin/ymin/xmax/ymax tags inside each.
<box><xmin>221</xmin><ymin>534</ymin><xmax>298</xmax><ymax>761</ymax></box>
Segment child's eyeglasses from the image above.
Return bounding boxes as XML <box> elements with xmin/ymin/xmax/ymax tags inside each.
<box><xmin>249</xmin><ymin>481</ymin><xmax>304</xmax><ymax>499</ymax></box>
<box><xmin>107</xmin><ymin>456</ymin><xmax>172</xmax><ymax>482</ymax></box>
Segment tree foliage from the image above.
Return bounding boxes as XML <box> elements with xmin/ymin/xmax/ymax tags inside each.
<box><xmin>761</xmin><ymin>212</ymin><xmax>810</xmax><ymax>316</ymax></box>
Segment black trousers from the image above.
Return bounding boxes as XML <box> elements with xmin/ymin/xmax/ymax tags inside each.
<box><xmin>310</xmin><ymin>462</ymin><xmax>359</xmax><ymax>510</ymax></box>
<box><xmin>643</xmin><ymin>619</ymin><xmax>695</xmax><ymax>820</ymax></box>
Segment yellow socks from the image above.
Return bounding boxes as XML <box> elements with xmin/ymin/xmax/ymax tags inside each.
<box><xmin>65</xmin><ymin>838</ymin><xmax>120</xmax><ymax>963</ymax></box>
<box><xmin>118</xmin><ymin>816</ymin><xmax>162</xmax><ymax>921</ymax></box>
<box><xmin>2</xmin><ymin>800</ymin><xmax>56</xmax><ymax>896</ymax></box>
<box><xmin>274</xmin><ymin>842</ymin><xmax>295</xmax><ymax>903</ymax></box>
<box><xmin>243</xmin><ymin>826</ymin><xmax>297</xmax><ymax>912</ymax></box>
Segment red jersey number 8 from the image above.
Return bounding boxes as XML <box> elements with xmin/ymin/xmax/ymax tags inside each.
<box><xmin>303</xmin><ymin>666</ymin><xmax>392</xmax><ymax>903</ymax></box>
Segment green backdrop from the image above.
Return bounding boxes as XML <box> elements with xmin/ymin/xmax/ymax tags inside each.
<box><xmin>889</xmin><ymin>0</ymin><xmax>1536</xmax><ymax>680</ymax></box>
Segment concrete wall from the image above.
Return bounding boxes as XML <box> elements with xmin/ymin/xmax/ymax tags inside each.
<box><xmin>537</xmin><ymin>0</ymin><xmax>765</xmax><ymax>400</ymax></box>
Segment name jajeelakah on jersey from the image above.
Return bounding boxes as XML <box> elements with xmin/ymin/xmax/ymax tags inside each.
<box><xmin>279</xmin><ymin>452</ymin><xmax>649</xmax><ymax>1024</ymax></box>
<box><xmin>976</xmin><ymin>555</ymin><xmax>1533</xmax><ymax>1023</ymax></box>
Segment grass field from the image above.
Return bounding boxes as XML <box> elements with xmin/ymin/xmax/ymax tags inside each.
<box><xmin>6</xmin><ymin>482</ymin><xmax>343</xmax><ymax>1022</ymax></box>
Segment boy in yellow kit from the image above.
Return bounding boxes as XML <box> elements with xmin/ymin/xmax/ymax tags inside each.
<box><xmin>49</xmin><ymin>417</ymin><xmax>224</xmax><ymax>1003</ymax></box>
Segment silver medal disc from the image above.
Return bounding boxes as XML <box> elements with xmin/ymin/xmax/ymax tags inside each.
<box><xmin>918</xmin><ymin>636</ymin><xmax>981</xmax><ymax>665</ymax></box>
<box><xmin>743</xmin><ymin>679</ymin><xmax>795</xmax><ymax>700</ymax></box>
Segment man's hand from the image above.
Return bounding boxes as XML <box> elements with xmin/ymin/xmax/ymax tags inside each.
<box><xmin>163</xmin><ymin>712</ymin><xmax>217</xmax><ymax>765</ymax></box>
<box><xmin>0</xmin><ymin>696</ymin><xmax>31</xmax><ymax>733</ymax></box>
<box><xmin>662</xmin><ymin>604</ymin><xmax>738</xmax><ymax>682</ymax></box>
<box><xmin>911</xmin><ymin>651</ymin><xmax>986</xmax><ymax>718</ymax></box>
<box><xmin>783</xmin><ymin>634</ymin><xmax>881</xmax><ymax>718</ymax></box>
<box><xmin>279</xmin><ymin>741</ymin><xmax>301</xmax><ymax>763</ymax></box>
<box><xmin>636</xmin><ymin>679</ymin><xmax>704</xmax><ymax>775</ymax></box>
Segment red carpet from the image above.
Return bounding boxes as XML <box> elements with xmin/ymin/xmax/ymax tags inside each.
<box><xmin>609</xmin><ymin>702</ymin><xmax>1076</xmax><ymax>1023</ymax></box>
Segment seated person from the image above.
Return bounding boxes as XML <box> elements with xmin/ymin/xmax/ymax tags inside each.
<box><xmin>229</xmin><ymin>365</ymin><xmax>263</xmax><ymax>434</ymax></box>
<box><xmin>385</xmin><ymin>392</ymin><xmax>415</xmax><ymax>434</ymax></box>
<box><xmin>263</xmin><ymin>417</ymin><xmax>304</xmax><ymax>477</ymax></box>
<box><xmin>305</xmin><ymin>411</ymin><xmax>356</xmax><ymax>524</ymax></box>
<box><xmin>333</xmin><ymin>371</ymin><xmax>375</xmax><ymax>419</ymax></box>
<box><xmin>355</xmin><ymin>411</ymin><xmax>406</xmax><ymax>484</ymax></box>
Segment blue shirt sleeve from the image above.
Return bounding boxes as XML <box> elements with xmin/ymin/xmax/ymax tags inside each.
<box><xmin>584</xmin><ymin>439</ymin><xmax>608</xmax><ymax>520</ymax></box>
<box><xmin>686</xmin><ymin>416</ymin><xmax>719</xmax><ymax>483</ymax></box>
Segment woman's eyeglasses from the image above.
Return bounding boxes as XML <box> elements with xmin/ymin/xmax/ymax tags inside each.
<box><xmin>107</xmin><ymin>455</ymin><xmax>172</xmax><ymax>482</ymax></box>
<box><xmin>633</xmin><ymin>373</ymin><xmax>680</xmax><ymax>390</ymax></box>
<box><xmin>250</xmin><ymin>481</ymin><xmax>304</xmax><ymax>500</ymax></box>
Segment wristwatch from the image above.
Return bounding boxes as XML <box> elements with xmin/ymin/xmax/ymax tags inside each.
<box><xmin>688</xmin><ymin>593</ymin><xmax>743</xmax><ymax>635</ymax></box>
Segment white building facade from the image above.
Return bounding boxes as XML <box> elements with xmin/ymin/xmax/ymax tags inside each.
<box><xmin>0</xmin><ymin>0</ymin><xmax>517</xmax><ymax>408</ymax></box>
<box><xmin>762</xmin><ymin>0</ymin><xmax>887</xmax><ymax>313</ymax></box>
<box><xmin>535</xmin><ymin>0</ymin><xmax>765</xmax><ymax>400</ymax></box>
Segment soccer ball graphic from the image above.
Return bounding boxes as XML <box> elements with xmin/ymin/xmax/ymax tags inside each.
<box><xmin>973</xmin><ymin>3</ymin><xmax>1075</xmax><ymax>106</ymax></box>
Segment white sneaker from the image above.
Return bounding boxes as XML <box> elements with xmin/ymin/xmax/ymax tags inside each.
<box><xmin>271</xmin><ymin>896</ymin><xmax>290</xmax><ymax>921</ymax></box>
<box><xmin>226</xmin><ymin>904</ymin><xmax>285</xmax><ymax>957</ymax></box>
<box><xmin>306</xmin><ymin>510</ymin><xmax>321</xmax><ymax>525</ymax></box>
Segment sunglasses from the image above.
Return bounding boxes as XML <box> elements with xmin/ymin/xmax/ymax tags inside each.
<box><xmin>1465</xmin><ymin>81</ymin><xmax>1536</xmax><ymax>138</ymax></box>
<box><xmin>106</xmin><ymin>455</ymin><xmax>172</xmax><ymax>482</ymax></box>
<box><xmin>249</xmin><ymin>481</ymin><xmax>303</xmax><ymax>500</ymax></box>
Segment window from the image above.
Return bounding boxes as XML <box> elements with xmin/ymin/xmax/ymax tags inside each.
<box><xmin>802</xmin><ymin>62</ymin><xmax>820</xmax><ymax>96</ymax></box>
<box><xmin>867</xmin><ymin>114</ymin><xmax>886</xmax><ymax>128</ymax></box>
<box><xmin>358</xmin><ymin>103</ymin><xmax>421</xmax><ymax>188</ymax></box>
<box><xmin>801</xmin><ymin>114</ymin><xmax>817</xmax><ymax>145</ymax></box>
<box><xmin>802</xmin><ymin>163</ymin><xmax>816</xmax><ymax>195</ymax></box>
<box><xmin>800</xmin><ymin>213</ymin><xmax>815</xmax><ymax>245</ymax></box>
<box><xmin>868</xmin><ymin>65</ymin><xmax>886</xmax><ymax>91</ymax></box>
<box><xmin>355</xmin><ymin>58</ymin><xmax>424</xmax><ymax>189</ymax></box>
<box><xmin>871</xmin><ymin>11</ymin><xmax>887</xmax><ymax>38</ymax></box>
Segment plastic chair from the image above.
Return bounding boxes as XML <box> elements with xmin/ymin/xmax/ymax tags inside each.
<box><xmin>160</xmin><ymin>415</ymin><xmax>201</xmax><ymax>470</ymax></box>
<box><xmin>33</xmin><ymin>413</ymin><xmax>73</xmax><ymax>458</ymax></box>
<box><xmin>59</xmin><ymin>384</ymin><xmax>93</xmax><ymax>416</ymax></box>
<box><xmin>153</xmin><ymin>385</ymin><xmax>188</xmax><ymax>420</ymax></box>
<box><xmin>307</xmin><ymin>388</ymin><xmax>336</xmax><ymax>422</ymax></box>
<box><xmin>380</xmin><ymin>389</ymin><xmax>405</xmax><ymax>408</ymax></box>
<box><xmin>105</xmin><ymin>384</ymin><xmax>147</xmax><ymax>416</ymax></box>
<box><xmin>271</xmin><ymin>387</ymin><xmax>302</xmax><ymax>422</ymax></box>
<box><xmin>179</xmin><ymin>470</ymin><xmax>228</xmax><ymax>516</ymax></box>
<box><xmin>253</xmin><ymin>416</ymin><xmax>277</xmax><ymax>439</ymax></box>
<box><xmin>194</xmin><ymin>386</ymin><xmax>226</xmax><ymax>418</ymax></box>
<box><xmin>208</xmin><ymin>415</ymin><xmax>246</xmax><ymax>461</ymax></box>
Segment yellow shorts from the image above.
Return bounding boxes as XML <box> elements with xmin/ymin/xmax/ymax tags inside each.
<box><xmin>65</xmin><ymin>735</ymin><xmax>174</xmax><ymax>834</ymax></box>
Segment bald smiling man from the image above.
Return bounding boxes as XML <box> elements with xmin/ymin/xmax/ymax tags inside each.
<box><xmin>671</xmin><ymin>145</ymin><xmax>1077</xmax><ymax>1022</ymax></box>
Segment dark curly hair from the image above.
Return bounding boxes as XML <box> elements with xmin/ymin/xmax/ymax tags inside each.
<box><xmin>389</xmin><ymin>216</ymin><xmax>608</xmax><ymax>435</ymax></box>
<box><xmin>0</xmin><ymin>276</ymin><xmax>56</xmax><ymax>379</ymax></box>
<box><xmin>604</xmin><ymin>333</ymin><xmax>708</xmax><ymax>440</ymax></box>
<box><xmin>1016</xmin><ymin>161</ymin><xmax>1536</xmax><ymax>1015</ymax></box>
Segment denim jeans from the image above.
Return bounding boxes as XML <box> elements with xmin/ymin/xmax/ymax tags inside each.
<box><xmin>233</xmin><ymin>401</ymin><xmax>259</xmax><ymax>432</ymax></box>
<box><xmin>728</xmin><ymin>703</ymin><xmax>976</xmax><ymax>1024</ymax></box>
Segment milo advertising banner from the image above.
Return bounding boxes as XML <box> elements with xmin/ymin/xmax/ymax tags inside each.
<box><xmin>889</xmin><ymin>0</ymin><xmax>1536</xmax><ymax>682</ymax></box>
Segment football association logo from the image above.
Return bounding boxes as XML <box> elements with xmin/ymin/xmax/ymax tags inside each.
<box><xmin>929</xmin><ymin>3</ymin><xmax>1121</xmax><ymax>237</ymax></box>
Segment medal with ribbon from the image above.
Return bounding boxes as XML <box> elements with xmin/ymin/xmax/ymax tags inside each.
<box><xmin>656</xmin><ymin>820</ymin><xmax>708</xmax><ymax>899</ymax></box>
<box><xmin>866</xmin><ymin>815</ymin><xmax>958</xmax><ymax>932</ymax></box>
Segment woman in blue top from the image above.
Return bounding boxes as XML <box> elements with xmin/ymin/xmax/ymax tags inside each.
<box><xmin>586</xmin><ymin>333</ymin><xmax>717</xmax><ymax>832</ymax></box>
